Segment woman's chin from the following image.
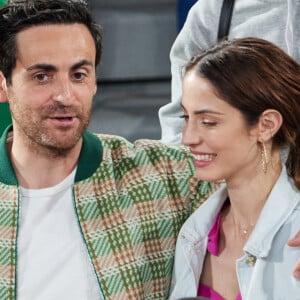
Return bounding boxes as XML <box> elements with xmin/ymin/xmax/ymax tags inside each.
<box><xmin>195</xmin><ymin>170</ymin><xmax>225</xmax><ymax>183</ymax></box>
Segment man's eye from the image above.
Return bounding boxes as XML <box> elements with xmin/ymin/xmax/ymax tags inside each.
<box><xmin>34</xmin><ymin>73</ymin><xmax>49</xmax><ymax>82</ymax></box>
<box><xmin>73</xmin><ymin>72</ymin><xmax>86</xmax><ymax>81</ymax></box>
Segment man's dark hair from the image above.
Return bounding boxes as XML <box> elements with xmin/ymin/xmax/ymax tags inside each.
<box><xmin>0</xmin><ymin>0</ymin><xmax>102</xmax><ymax>84</ymax></box>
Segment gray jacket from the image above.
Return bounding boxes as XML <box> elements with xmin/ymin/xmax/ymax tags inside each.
<box><xmin>159</xmin><ymin>0</ymin><xmax>300</xmax><ymax>144</ymax></box>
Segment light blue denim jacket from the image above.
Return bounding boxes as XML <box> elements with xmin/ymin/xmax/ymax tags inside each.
<box><xmin>169</xmin><ymin>167</ymin><xmax>300</xmax><ymax>300</ymax></box>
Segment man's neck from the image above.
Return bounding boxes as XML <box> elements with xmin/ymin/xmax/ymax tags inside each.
<box><xmin>7</xmin><ymin>134</ymin><xmax>82</xmax><ymax>189</ymax></box>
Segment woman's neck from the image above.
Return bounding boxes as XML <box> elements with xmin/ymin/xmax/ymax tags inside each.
<box><xmin>225</xmin><ymin>150</ymin><xmax>282</xmax><ymax>238</ymax></box>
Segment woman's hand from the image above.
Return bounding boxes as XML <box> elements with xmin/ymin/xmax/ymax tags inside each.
<box><xmin>287</xmin><ymin>231</ymin><xmax>300</xmax><ymax>279</ymax></box>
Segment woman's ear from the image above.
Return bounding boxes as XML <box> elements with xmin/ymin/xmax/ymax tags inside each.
<box><xmin>257</xmin><ymin>109</ymin><xmax>283</xmax><ymax>142</ymax></box>
<box><xmin>0</xmin><ymin>72</ymin><xmax>8</xmax><ymax>103</ymax></box>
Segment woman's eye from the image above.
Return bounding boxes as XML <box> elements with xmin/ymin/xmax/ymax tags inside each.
<box><xmin>202</xmin><ymin>120</ymin><xmax>217</xmax><ymax>127</ymax></box>
<box><xmin>180</xmin><ymin>114</ymin><xmax>189</xmax><ymax>121</ymax></box>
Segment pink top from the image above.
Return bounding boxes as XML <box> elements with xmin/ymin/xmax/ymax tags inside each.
<box><xmin>197</xmin><ymin>208</ymin><xmax>242</xmax><ymax>300</ymax></box>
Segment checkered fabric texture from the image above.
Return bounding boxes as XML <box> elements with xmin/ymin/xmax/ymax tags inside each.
<box><xmin>0</xmin><ymin>185</ymin><xmax>17</xmax><ymax>300</ymax></box>
<box><xmin>0</xmin><ymin>134</ymin><xmax>214</xmax><ymax>299</ymax></box>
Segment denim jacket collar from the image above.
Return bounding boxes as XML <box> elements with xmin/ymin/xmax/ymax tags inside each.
<box><xmin>179</xmin><ymin>167</ymin><xmax>299</xmax><ymax>259</ymax></box>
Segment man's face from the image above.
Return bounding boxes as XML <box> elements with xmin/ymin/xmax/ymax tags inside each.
<box><xmin>4</xmin><ymin>23</ymin><xmax>97</xmax><ymax>154</ymax></box>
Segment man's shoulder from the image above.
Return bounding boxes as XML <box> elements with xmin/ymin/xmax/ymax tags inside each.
<box><xmin>96</xmin><ymin>133</ymin><xmax>190</xmax><ymax>159</ymax></box>
<box><xmin>91</xmin><ymin>134</ymin><xmax>194</xmax><ymax>181</ymax></box>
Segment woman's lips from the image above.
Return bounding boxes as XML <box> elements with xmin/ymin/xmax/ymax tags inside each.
<box><xmin>191</xmin><ymin>152</ymin><xmax>217</xmax><ymax>168</ymax></box>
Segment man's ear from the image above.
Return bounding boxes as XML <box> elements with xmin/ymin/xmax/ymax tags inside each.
<box><xmin>0</xmin><ymin>72</ymin><xmax>8</xmax><ymax>103</ymax></box>
<box><xmin>93</xmin><ymin>82</ymin><xmax>97</xmax><ymax>96</ymax></box>
<box><xmin>257</xmin><ymin>109</ymin><xmax>283</xmax><ymax>142</ymax></box>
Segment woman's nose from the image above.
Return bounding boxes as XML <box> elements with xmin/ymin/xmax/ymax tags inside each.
<box><xmin>182</xmin><ymin>121</ymin><xmax>202</xmax><ymax>147</ymax></box>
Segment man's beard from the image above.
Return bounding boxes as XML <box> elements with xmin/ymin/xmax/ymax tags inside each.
<box><xmin>12</xmin><ymin>102</ymin><xmax>92</xmax><ymax>157</ymax></box>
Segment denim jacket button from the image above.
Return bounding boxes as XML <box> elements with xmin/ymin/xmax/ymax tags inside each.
<box><xmin>246</xmin><ymin>255</ymin><xmax>256</xmax><ymax>266</ymax></box>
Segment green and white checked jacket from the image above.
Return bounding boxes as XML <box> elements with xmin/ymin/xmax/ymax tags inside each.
<box><xmin>0</xmin><ymin>128</ymin><xmax>213</xmax><ymax>300</ymax></box>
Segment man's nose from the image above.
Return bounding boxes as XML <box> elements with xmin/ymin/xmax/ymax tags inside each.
<box><xmin>52</xmin><ymin>76</ymin><xmax>74</xmax><ymax>104</ymax></box>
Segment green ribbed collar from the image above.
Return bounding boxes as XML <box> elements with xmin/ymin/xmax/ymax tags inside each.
<box><xmin>75</xmin><ymin>130</ymin><xmax>103</xmax><ymax>181</ymax></box>
<box><xmin>0</xmin><ymin>125</ymin><xmax>103</xmax><ymax>185</ymax></box>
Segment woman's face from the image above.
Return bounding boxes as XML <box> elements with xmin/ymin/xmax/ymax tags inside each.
<box><xmin>181</xmin><ymin>70</ymin><xmax>261</xmax><ymax>183</ymax></box>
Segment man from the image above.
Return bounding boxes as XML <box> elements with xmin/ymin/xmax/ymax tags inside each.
<box><xmin>0</xmin><ymin>1</ymin><xmax>213</xmax><ymax>299</ymax></box>
<box><xmin>0</xmin><ymin>1</ymin><xmax>299</xmax><ymax>300</ymax></box>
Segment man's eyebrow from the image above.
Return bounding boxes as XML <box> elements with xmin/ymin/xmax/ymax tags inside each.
<box><xmin>180</xmin><ymin>104</ymin><xmax>224</xmax><ymax>115</ymax></box>
<box><xmin>27</xmin><ymin>64</ymin><xmax>57</xmax><ymax>72</ymax></box>
<box><xmin>71</xmin><ymin>59</ymin><xmax>94</xmax><ymax>71</ymax></box>
<box><xmin>26</xmin><ymin>60</ymin><xmax>94</xmax><ymax>72</ymax></box>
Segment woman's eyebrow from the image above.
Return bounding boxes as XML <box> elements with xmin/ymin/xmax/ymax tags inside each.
<box><xmin>180</xmin><ymin>104</ymin><xmax>224</xmax><ymax>115</ymax></box>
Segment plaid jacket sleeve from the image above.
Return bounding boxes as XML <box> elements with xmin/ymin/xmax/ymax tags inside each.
<box><xmin>73</xmin><ymin>135</ymin><xmax>214</xmax><ymax>300</ymax></box>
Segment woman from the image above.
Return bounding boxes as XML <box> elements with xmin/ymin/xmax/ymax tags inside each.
<box><xmin>169</xmin><ymin>38</ymin><xmax>300</xmax><ymax>299</ymax></box>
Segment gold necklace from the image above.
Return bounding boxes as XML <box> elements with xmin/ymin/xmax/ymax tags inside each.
<box><xmin>240</xmin><ymin>223</ymin><xmax>254</xmax><ymax>235</ymax></box>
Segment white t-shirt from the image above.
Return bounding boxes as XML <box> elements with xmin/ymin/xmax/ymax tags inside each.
<box><xmin>17</xmin><ymin>170</ymin><xmax>102</xmax><ymax>300</ymax></box>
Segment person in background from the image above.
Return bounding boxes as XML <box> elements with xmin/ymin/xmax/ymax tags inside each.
<box><xmin>0</xmin><ymin>0</ymin><xmax>214</xmax><ymax>299</ymax></box>
<box><xmin>176</xmin><ymin>0</ymin><xmax>197</xmax><ymax>31</ymax></box>
<box><xmin>159</xmin><ymin>0</ymin><xmax>299</xmax><ymax>144</ymax></box>
<box><xmin>169</xmin><ymin>37</ymin><xmax>300</xmax><ymax>299</ymax></box>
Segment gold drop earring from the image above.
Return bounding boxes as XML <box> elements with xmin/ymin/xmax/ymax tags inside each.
<box><xmin>261</xmin><ymin>141</ymin><xmax>269</xmax><ymax>173</ymax></box>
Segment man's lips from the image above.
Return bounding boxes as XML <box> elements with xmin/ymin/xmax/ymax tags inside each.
<box><xmin>50</xmin><ymin>116</ymin><xmax>75</xmax><ymax>120</ymax></box>
<box><xmin>48</xmin><ymin>115</ymin><xmax>78</xmax><ymax>126</ymax></box>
